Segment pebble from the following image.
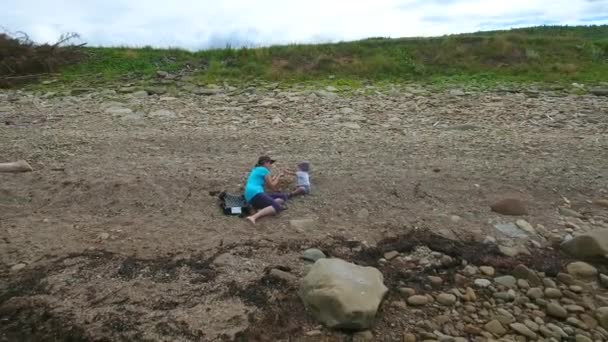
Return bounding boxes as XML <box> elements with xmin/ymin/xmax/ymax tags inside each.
<box><xmin>512</xmin><ymin>264</ymin><xmax>542</xmax><ymax>287</ymax></box>
<box><xmin>526</xmin><ymin>287</ymin><xmax>543</xmax><ymax>299</ymax></box>
<box><xmin>305</xmin><ymin>329</ymin><xmax>322</xmax><ymax>336</ymax></box>
<box><xmin>569</xmin><ymin>285</ymin><xmax>583</xmax><ymax>293</ymax></box>
<box><xmin>523</xmin><ymin>319</ymin><xmax>539</xmax><ymax>331</ymax></box>
<box><xmin>428</xmin><ymin>276</ymin><xmax>443</xmax><ymax>287</ymax></box>
<box><xmin>567</xmin><ymin>261</ymin><xmax>598</xmax><ymax>278</ymax></box>
<box><xmin>384</xmin><ymin>250</ymin><xmax>400</xmax><ymax>260</ymax></box>
<box><xmin>403</xmin><ymin>333</ymin><xmax>417</xmax><ymax>342</ymax></box>
<box><xmin>509</xmin><ymin>322</ymin><xmax>537</xmax><ymax>339</ymax></box>
<box><xmin>494</xmin><ymin>275</ymin><xmax>517</xmax><ymax>288</ymax></box>
<box><xmin>484</xmin><ymin>319</ymin><xmax>506</xmax><ymax>336</ymax></box>
<box><xmin>408</xmin><ymin>295</ymin><xmax>429</xmax><ymax>306</ymax></box>
<box><xmin>462</xmin><ymin>265</ymin><xmax>478</xmax><ymax>276</ymax></box>
<box><xmin>543</xmin><ymin>278</ymin><xmax>557</xmax><ymax>288</ymax></box>
<box><xmin>515</xmin><ymin>219</ymin><xmax>536</xmax><ymax>234</ymax></box>
<box><xmin>99</xmin><ymin>232</ymin><xmax>110</xmax><ymax>240</ymax></box>
<box><xmin>546</xmin><ymin>302</ymin><xmax>568</xmax><ymax>319</ymax></box>
<box><xmin>399</xmin><ymin>287</ymin><xmax>417</xmax><ymax>297</ymax></box>
<box><xmin>493</xmin><ymin>292</ymin><xmax>514</xmax><ymax>302</ymax></box>
<box><xmin>559</xmin><ymin>207</ymin><xmax>583</xmax><ymax>218</ymax></box>
<box><xmin>10</xmin><ymin>263</ymin><xmax>26</xmax><ymax>272</ymax></box>
<box><xmin>544</xmin><ymin>288</ymin><xmax>562</xmax><ymax>298</ymax></box>
<box><xmin>566</xmin><ymin>317</ymin><xmax>588</xmax><ymax>329</ymax></box>
<box><xmin>353</xmin><ymin>330</ymin><xmax>373</xmax><ymax>341</ymax></box>
<box><xmin>269</xmin><ymin>269</ymin><xmax>297</xmax><ymax>283</ymax></box>
<box><xmin>575</xmin><ymin>335</ymin><xmax>593</xmax><ymax>342</ymax></box>
<box><xmin>479</xmin><ymin>266</ymin><xmax>495</xmax><ymax>276</ymax></box>
<box><xmin>303</xmin><ymin>248</ymin><xmax>326</xmax><ymax>262</ymax></box>
<box><xmin>517</xmin><ymin>279</ymin><xmax>530</xmax><ymax>289</ymax></box>
<box><xmin>546</xmin><ymin>323</ymin><xmax>568</xmax><ymax>338</ymax></box>
<box><xmin>474</xmin><ymin>279</ymin><xmax>491</xmax><ymax>288</ymax></box>
<box><xmin>601</xmin><ymin>274</ymin><xmax>608</xmax><ymax>288</ymax></box>
<box><xmin>490</xmin><ymin>198</ymin><xmax>528</xmax><ymax>216</ymax></box>
<box><xmin>436</xmin><ymin>293</ymin><xmax>457</xmax><ymax>306</ymax></box>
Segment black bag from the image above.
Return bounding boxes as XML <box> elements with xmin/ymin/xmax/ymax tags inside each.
<box><xmin>218</xmin><ymin>192</ymin><xmax>251</xmax><ymax>217</ymax></box>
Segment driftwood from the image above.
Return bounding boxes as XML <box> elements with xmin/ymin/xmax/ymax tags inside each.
<box><xmin>0</xmin><ymin>160</ymin><xmax>33</xmax><ymax>173</ymax></box>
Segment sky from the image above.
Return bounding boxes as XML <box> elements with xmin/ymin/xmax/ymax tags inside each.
<box><xmin>2</xmin><ymin>0</ymin><xmax>607</xmax><ymax>50</ymax></box>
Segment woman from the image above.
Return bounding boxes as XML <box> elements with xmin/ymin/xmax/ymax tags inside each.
<box><xmin>244</xmin><ymin>156</ymin><xmax>288</xmax><ymax>224</ymax></box>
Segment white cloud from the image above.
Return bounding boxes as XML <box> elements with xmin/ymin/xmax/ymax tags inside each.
<box><xmin>1</xmin><ymin>0</ymin><xmax>606</xmax><ymax>50</ymax></box>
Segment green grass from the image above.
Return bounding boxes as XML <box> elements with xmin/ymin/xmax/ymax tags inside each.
<box><xmin>57</xmin><ymin>25</ymin><xmax>608</xmax><ymax>87</ymax></box>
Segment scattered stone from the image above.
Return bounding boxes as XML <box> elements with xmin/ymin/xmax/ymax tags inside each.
<box><xmin>567</xmin><ymin>316</ymin><xmax>588</xmax><ymax>329</ymax></box>
<box><xmin>408</xmin><ymin>295</ymin><xmax>429</xmax><ymax>306</ymax></box>
<box><xmin>303</xmin><ymin>248</ymin><xmax>326</xmax><ymax>262</ymax></box>
<box><xmin>463</xmin><ymin>287</ymin><xmax>477</xmax><ymax>302</ymax></box>
<box><xmin>517</xmin><ymin>279</ymin><xmax>530</xmax><ymax>289</ymax></box>
<box><xmin>569</xmin><ymin>285</ymin><xmax>583</xmax><ymax>293</ymax></box>
<box><xmin>493</xmin><ymin>292</ymin><xmax>514</xmax><ymax>302</ymax></box>
<box><xmin>353</xmin><ymin>330</ymin><xmax>373</xmax><ymax>341</ymax></box>
<box><xmin>575</xmin><ymin>334</ymin><xmax>593</xmax><ymax>342</ymax></box>
<box><xmin>490</xmin><ymin>198</ymin><xmax>528</xmax><ymax>216</ymax></box>
<box><xmin>561</xmin><ymin>229</ymin><xmax>608</xmax><ymax>259</ymax></box>
<box><xmin>99</xmin><ymin>232</ymin><xmax>110</xmax><ymax>240</ymax></box>
<box><xmin>590</xmin><ymin>88</ymin><xmax>608</xmax><ymax>96</ymax></box>
<box><xmin>566</xmin><ymin>261</ymin><xmax>598</xmax><ymax>279</ymax></box>
<box><xmin>343</xmin><ymin>122</ymin><xmax>361</xmax><ymax>130</ymax></box>
<box><xmin>325</xmin><ymin>86</ymin><xmax>338</xmax><ymax>92</ymax></box>
<box><xmin>474</xmin><ymin>279</ymin><xmax>492</xmax><ymax>288</ymax></box>
<box><xmin>299</xmin><ymin>258</ymin><xmax>388</xmax><ymax>329</ymax></box>
<box><xmin>105</xmin><ymin>106</ymin><xmax>133</xmax><ymax>116</ymax></box>
<box><xmin>479</xmin><ymin>266</ymin><xmax>495</xmax><ymax>276</ymax></box>
<box><xmin>498</xmin><ymin>245</ymin><xmax>522</xmax><ymax>257</ymax></box>
<box><xmin>509</xmin><ymin>322</ymin><xmax>537</xmax><ymax>339</ymax></box>
<box><xmin>494</xmin><ymin>222</ymin><xmax>528</xmax><ymax>238</ymax></box>
<box><xmin>462</xmin><ymin>265</ymin><xmax>478</xmax><ymax>276</ymax></box>
<box><xmin>543</xmin><ymin>278</ymin><xmax>557</xmax><ymax>288</ymax></box>
<box><xmin>10</xmin><ymin>263</ymin><xmax>26</xmax><ymax>272</ymax></box>
<box><xmin>596</xmin><ymin>307</ymin><xmax>608</xmax><ymax>330</ymax></box>
<box><xmin>306</xmin><ymin>329</ymin><xmax>322</xmax><ymax>336</ymax></box>
<box><xmin>428</xmin><ymin>276</ymin><xmax>443</xmax><ymax>287</ymax></box>
<box><xmin>546</xmin><ymin>302</ymin><xmax>568</xmax><ymax>319</ymax></box>
<box><xmin>594</xmin><ymin>199</ymin><xmax>608</xmax><ymax>208</ymax></box>
<box><xmin>564</xmin><ymin>304</ymin><xmax>585</xmax><ymax>313</ymax></box>
<box><xmin>515</xmin><ymin>219</ymin><xmax>535</xmax><ymax>234</ymax></box>
<box><xmin>132</xmin><ymin>90</ymin><xmax>148</xmax><ymax>98</ymax></box>
<box><xmin>315</xmin><ymin>90</ymin><xmax>338</xmax><ymax>99</ymax></box>
<box><xmin>546</xmin><ymin>323</ymin><xmax>568</xmax><ymax>338</ymax></box>
<box><xmin>194</xmin><ymin>88</ymin><xmax>222</xmax><ymax>96</ymax></box>
<box><xmin>524</xmin><ymin>319</ymin><xmax>539</xmax><ymax>331</ymax></box>
<box><xmin>484</xmin><ymin>320</ymin><xmax>507</xmax><ymax>336</ymax></box>
<box><xmin>512</xmin><ymin>264</ymin><xmax>542</xmax><ymax>287</ymax></box>
<box><xmin>269</xmin><ymin>268</ymin><xmax>297</xmax><ymax>283</ymax></box>
<box><xmin>436</xmin><ymin>293</ymin><xmax>457</xmax><ymax>306</ymax></box>
<box><xmin>384</xmin><ymin>251</ymin><xmax>399</xmax><ymax>260</ymax></box>
<box><xmin>580</xmin><ymin>313</ymin><xmax>598</xmax><ymax>329</ymax></box>
<box><xmin>149</xmin><ymin>109</ymin><xmax>177</xmax><ymax>119</ymax></box>
<box><xmin>403</xmin><ymin>333</ymin><xmax>417</xmax><ymax>342</ymax></box>
<box><xmin>527</xmin><ymin>288</ymin><xmax>543</xmax><ymax>299</ymax></box>
<box><xmin>399</xmin><ymin>287</ymin><xmax>416</xmax><ymax>297</ymax></box>
<box><xmin>600</xmin><ymin>274</ymin><xmax>608</xmax><ymax>288</ymax></box>
<box><xmin>495</xmin><ymin>275</ymin><xmax>517</xmax><ymax>288</ymax></box>
<box><xmin>144</xmin><ymin>86</ymin><xmax>167</xmax><ymax>95</ymax></box>
<box><xmin>544</xmin><ymin>288</ymin><xmax>562</xmax><ymax>298</ymax></box>
<box><xmin>559</xmin><ymin>207</ymin><xmax>583</xmax><ymax>218</ymax></box>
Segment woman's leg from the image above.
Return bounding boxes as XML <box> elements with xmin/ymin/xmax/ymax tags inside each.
<box><xmin>246</xmin><ymin>205</ymin><xmax>276</xmax><ymax>224</ymax></box>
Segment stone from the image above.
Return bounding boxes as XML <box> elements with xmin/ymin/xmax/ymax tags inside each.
<box><xmin>484</xmin><ymin>320</ymin><xmax>507</xmax><ymax>336</ymax></box>
<box><xmin>269</xmin><ymin>269</ymin><xmax>297</xmax><ymax>283</ymax></box>
<box><xmin>516</xmin><ymin>219</ymin><xmax>536</xmax><ymax>234</ymax></box>
<box><xmin>428</xmin><ymin>276</ymin><xmax>443</xmax><ymax>287</ymax></box>
<box><xmin>596</xmin><ymin>307</ymin><xmax>608</xmax><ymax>330</ymax></box>
<box><xmin>490</xmin><ymin>198</ymin><xmax>528</xmax><ymax>216</ymax></box>
<box><xmin>474</xmin><ymin>279</ymin><xmax>492</xmax><ymax>288</ymax></box>
<box><xmin>436</xmin><ymin>293</ymin><xmax>457</xmax><ymax>306</ymax></box>
<box><xmin>384</xmin><ymin>251</ymin><xmax>400</xmax><ymax>260</ymax></box>
<box><xmin>105</xmin><ymin>106</ymin><xmax>133</xmax><ymax>116</ymax></box>
<box><xmin>546</xmin><ymin>302</ymin><xmax>568</xmax><ymax>319</ymax></box>
<box><xmin>493</xmin><ymin>292</ymin><xmax>514</xmax><ymax>301</ymax></box>
<box><xmin>408</xmin><ymin>295</ymin><xmax>429</xmax><ymax>306</ymax></box>
<box><xmin>567</xmin><ymin>317</ymin><xmax>588</xmax><ymax>329</ymax></box>
<box><xmin>509</xmin><ymin>322</ymin><xmax>537</xmax><ymax>339</ymax></box>
<box><xmin>399</xmin><ymin>287</ymin><xmax>416</xmax><ymax>297</ymax></box>
<box><xmin>305</xmin><ymin>329</ymin><xmax>322</xmax><ymax>336</ymax></box>
<box><xmin>149</xmin><ymin>109</ymin><xmax>177</xmax><ymax>119</ymax></box>
<box><xmin>580</xmin><ymin>313</ymin><xmax>598</xmax><ymax>329</ymax></box>
<box><xmin>594</xmin><ymin>199</ymin><xmax>608</xmax><ymax>208</ymax></box>
<box><xmin>10</xmin><ymin>263</ymin><xmax>26</xmax><ymax>272</ymax></box>
<box><xmin>524</xmin><ymin>319</ymin><xmax>539</xmax><ymax>331</ymax></box>
<box><xmin>303</xmin><ymin>248</ymin><xmax>326</xmax><ymax>262</ymax></box>
<box><xmin>353</xmin><ymin>330</ymin><xmax>373</xmax><ymax>341</ymax></box>
<box><xmin>343</xmin><ymin>122</ymin><xmax>361</xmax><ymax>130</ymax></box>
<box><xmin>564</xmin><ymin>304</ymin><xmax>585</xmax><ymax>313</ymax></box>
<box><xmin>403</xmin><ymin>333</ymin><xmax>417</xmax><ymax>342</ymax></box>
<box><xmin>600</xmin><ymin>274</ymin><xmax>608</xmax><ymax>288</ymax></box>
<box><xmin>544</xmin><ymin>288</ymin><xmax>562</xmax><ymax>298</ymax></box>
<box><xmin>566</xmin><ymin>261</ymin><xmax>598</xmax><ymax>279</ymax></box>
<box><xmin>546</xmin><ymin>323</ymin><xmax>568</xmax><ymax>338</ymax></box>
<box><xmin>575</xmin><ymin>334</ymin><xmax>592</xmax><ymax>342</ymax></box>
<box><xmin>517</xmin><ymin>279</ymin><xmax>530</xmax><ymax>289</ymax></box>
<box><xmin>559</xmin><ymin>207</ymin><xmax>583</xmax><ymax>218</ymax></box>
<box><xmin>561</xmin><ymin>229</ymin><xmax>608</xmax><ymax>259</ymax></box>
<box><xmin>498</xmin><ymin>245</ymin><xmax>523</xmax><ymax>257</ymax></box>
<box><xmin>194</xmin><ymin>88</ymin><xmax>221</xmax><ymax>95</ymax></box>
<box><xmin>144</xmin><ymin>86</ymin><xmax>167</xmax><ymax>95</ymax></box>
<box><xmin>494</xmin><ymin>222</ymin><xmax>528</xmax><ymax>238</ymax></box>
<box><xmin>590</xmin><ymin>88</ymin><xmax>608</xmax><ymax>96</ymax></box>
<box><xmin>512</xmin><ymin>264</ymin><xmax>542</xmax><ymax>287</ymax></box>
<box><xmin>479</xmin><ymin>266</ymin><xmax>495</xmax><ymax>276</ymax></box>
<box><xmin>325</xmin><ymin>86</ymin><xmax>338</xmax><ymax>92</ymax></box>
<box><xmin>464</xmin><ymin>287</ymin><xmax>477</xmax><ymax>302</ymax></box>
<box><xmin>543</xmin><ymin>278</ymin><xmax>557</xmax><ymax>288</ymax></box>
<box><xmin>494</xmin><ymin>275</ymin><xmax>517</xmax><ymax>288</ymax></box>
<box><xmin>132</xmin><ymin>90</ymin><xmax>148</xmax><ymax>98</ymax></box>
<box><xmin>527</xmin><ymin>287</ymin><xmax>544</xmax><ymax>299</ymax></box>
<box><xmin>315</xmin><ymin>90</ymin><xmax>338</xmax><ymax>99</ymax></box>
<box><xmin>99</xmin><ymin>232</ymin><xmax>110</xmax><ymax>240</ymax></box>
<box><xmin>299</xmin><ymin>258</ymin><xmax>388</xmax><ymax>329</ymax></box>
<box><xmin>462</xmin><ymin>265</ymin><xmax>478</xmax><ymax>276</ymax></box>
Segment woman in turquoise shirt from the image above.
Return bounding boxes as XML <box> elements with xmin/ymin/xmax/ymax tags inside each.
<box><xmin>244</xmin><ymin>156</ymin><xmax>287</xmax><ymax>224</ymax></box>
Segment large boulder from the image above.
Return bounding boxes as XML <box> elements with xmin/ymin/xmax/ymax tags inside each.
<box><xmin>299</xmin><ymin>258</ymin><xmax>388</xmax><ymax>330</ymax></box>
<box><xmin>561</xmin><ymin>229</ymin><xmax>608</xmax><ymax>259</ymax></box>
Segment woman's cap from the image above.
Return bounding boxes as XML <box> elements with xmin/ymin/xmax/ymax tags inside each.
<box><xmin>257</xmin><ymin>156</ymin><xmax>276</xmax><ymax>165</ymax></box>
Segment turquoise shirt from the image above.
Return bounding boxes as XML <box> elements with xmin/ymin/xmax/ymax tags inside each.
<box><xmin>244</xmin><ymin>166</ymin><xmax>270</xmax><ymax>202</ymax></box>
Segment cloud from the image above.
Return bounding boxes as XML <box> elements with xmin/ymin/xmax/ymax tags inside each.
<box><xmin>2</xmin><ymin>0</ymin><xmax>606</xmax><ymax>50</ymax></box>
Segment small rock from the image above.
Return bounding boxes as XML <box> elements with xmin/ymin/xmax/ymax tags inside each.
<box><xmin>132</xmin><ymin>90</ymin><xmax>148</xmax><ymax>98</ymax></box>
<box><xmin>575</xmin><ymin>334</ymin><xmax>593</xmax><ymax>342</ymax></box>
<box><xmin>462</xmin><ymin>265</ymin><xmax>478</xmax><ymax>276</ymax></box>
<box><xmin>524</xmin><ymin>319</ymin><xmax>539</xmax><ymax>331</ymax></box>
<box><xmin>384</xmin><ymin>251</ymin><xmax>399</xmax><ymax>260</ymax></box>
<box><xmin>567</xmin><ymin>261</ymin><xmax>598</xmax><ymax>279</ymax></box>
<box><xmin>490</xmin><ymin>198</ymin><xmax>528</xmax><ymax>216</ymax></box>
<box><xmin>149</xmin><ymin>109</ymin><xmax>177</xmax><ymax>119</ymax></box>
<box><xmin>10</xmin><ymin>263</ymin><xmax>26</xmax><ymax>272</ymax></box>
<box><xmin>353</xmin><ymin>330</ymin><xmax>373</xmax><ymax>341</ymax></box>
<box><xmin>516</xmin><ymin>219</ymin><xmax>536</xmax><ymax>234</ymax></box>
<box><xmin>325</xmin><ymin>86</ymin><xmax>338</xmax><ymax>92</ymax></box>
<box><xmin>559</xmin><ymin>207</ymin><xmax>583</xmax><ymax>218</ymax></box>
<box><xmin>517</xmin><ymin>279</ymin><xmax>530</xmax><ymax>289</ymax></box>
<box><xmin>99</xmin><ymin>232</ymin><xmax>110</xmax><ymax>240</ymax></box>
<box><xmin>403</xmin><ymin>332</ymin><xmax>417</xmax><ymax>342</ymax></box>
<box><xmin>495</xmin><ymin>275</ymin><xmax>517</xmax><ymax>288</ymax></box>
<box><xmin>484</xmin><ymin>319</ymin><xmax>507</xmax><ymax>336</ymax></box>
<box><xmin>269</xmin><ymin>269</ymin><xmax>297</xmax><ymax>283</ymax></box>
<box><xmin>399</xmin><ymin>287</ymin><xmax>416</xmax><ymax>297</ymax></box>
<box><xmin>303</xmin><ymin>248</ymin><xmax>326</xmax><ymax>262</ymax></box>
<box><xmin>594</xmin><ymin>199</ymin><xmax>608</xmax><ymax>208</ymax></box>
<box><xmin>509</xmin><ymin>322</ymin><xmax>537</xmax><ymax>339</ymax></box>
<box><xmin>436</xmin><ymin>293</ymin><xmax>457</xmax><ymax>306</ymax></box>
<box><xmin>546</xmin><ymin>302</ymin><xmax>568</xmax><ymax>319</ymax></box>
<box><xmin>596</xmin><ymin>307</ymin><xmax>608</xmax><ymax>329</ymax></box>
<box><xmin>479</xmin><ymin>266</ymin><xmax>495</xmax><ymax>276</ymax></box>
<box><xmin>305</xmin><ymin>329</ymin><xmax>322</xmax><ymax>336</ymax></box>
<box><xmin>546</xmin><ymin>323</ymin><xmax>568</xmax><ymax>338</ymax></box>
<box><xmin>428</xmin><ymin>276</ymin><xmax>443</xmax><ymax>287</ymax></box>
<box><xmin>544</xmin><ymin>288</ymin><xmax>562</xmax><ymax>298</ymax></box>
<box><xmin>600</xmin><ymin>274</ymin><xmax>608</xmax><ymax>288</ymax></box>
<box><xmin>493</xmin><ymin>292</ymin><xmax>514</xmax><ymax>302</ymax></box>
<box><xmin>526</xmin><ymin>287</ymin><xmax>544</xmax><ymax>299</ymax></box>
<box><xmin>564</xmin><ymin>304</ymin><xmax>585</xmax><ymax>313</ymax></box>
<box><xmin>408</xmin><ymin>295</ymin><xmax>429</xmax><ymax>306</ymax></box>
<box><xmin>474</xmin><ymin>279</ymin><xmax>492</xmax><ymax>288</ymax></box>
<box><xmin>567</xmin><ymin>316</ymin><xmax>588</xmax><ymax>329</ymax></box>
<box><xmin>512</xmin><ymin>264</ymin><xmax>542</xmax><ymax>287</ymax></box>
<box><xmin>498</xmin><ymin>245</ymin><xmax>521</xmax><ymax>257</ymax></box>
<box><xmin>562</xmin><ymin>229</ymin><xmax>608</xmax><ymax>259</ymax></box>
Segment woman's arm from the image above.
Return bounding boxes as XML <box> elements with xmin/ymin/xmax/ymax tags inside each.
<box><xmin>265</xmin><ymin>173</ymin><xmax>283</xmax><ymax>190</ymax></box>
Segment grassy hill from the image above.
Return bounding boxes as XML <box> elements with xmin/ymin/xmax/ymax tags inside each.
<box><xmin>34</xmin><ymin>25</ymin><xmax>608</xmax><ymax>87</ymax></box>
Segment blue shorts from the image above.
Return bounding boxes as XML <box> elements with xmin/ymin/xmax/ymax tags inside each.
<box><xmin>249</xmin><ymin>193</ymin><xmax>288</xmax><ymax>212</ymax></box>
